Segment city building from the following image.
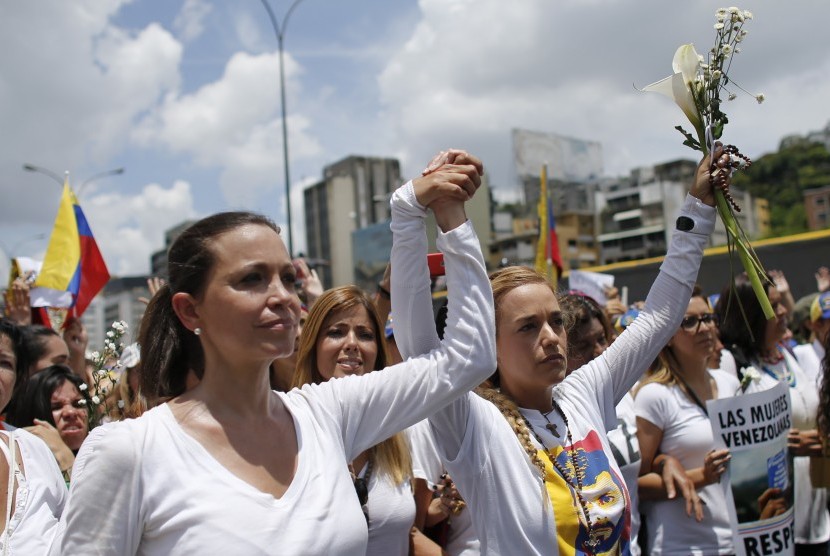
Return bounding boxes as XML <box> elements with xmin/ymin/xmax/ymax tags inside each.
<box><xmin>596</xmin><ymin>159</ymin><xmax>769</xmax><ymax>265</ymax></box>
<box><xmin>304</xmin><ymin>156</ymin><xmax>402</xmax><ymax>288</ymax></box>
<box><xmin>81</xmin><ymin>276</ymin><xmax>150</xmax><ymax>350</ymax></box>
<box><xmin>805</xmin><ymin>185</ymin><xmax>830</xmax><ymax>230</ymax></box>
<box><xmin>149</xmin><ymin>220</ymin><xmax>196</xmax><ymax>279</ymax></box>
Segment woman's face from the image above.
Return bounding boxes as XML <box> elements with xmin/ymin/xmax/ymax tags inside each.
<box><xmin>566</xmin><ymin>316</ymin><xmax>609</xmax><ymax>373</ymax></box>
<box><xmin>50</xmin><ymin>380</ymin><xmax>89</xmax><ymax>451</ymax></box>
<box><xmin>0</xmin><ymin>334</ymin><xmax>17</xmax><ymax>410</ymax></box>
<box><xmin>669</xmin><ymin>297</ymin><xmax>717</xmax><ymax>363</ymax></box>
<box><xmin>31</xmin><ymin>334</ymin><xmax>69</xmax><ymax>376</ymax></box>
<box><xmin>765</xmin><ymin>286</ymin><xmax>789</xmax><ymax>348</ymax></box>
<box><xmin>496</xmin><ymin>283</ymin><xmax>568</xmax><ymax>395</ymax></box>
<box><xmin>190</xmin><ymin>224</ymin><xmax>302</xmax><ymax>366</ymax></box>
<box><xmin>315</xmin><ymin>305</ymin><xmax>378</xmax><ymax>381</ymax></box>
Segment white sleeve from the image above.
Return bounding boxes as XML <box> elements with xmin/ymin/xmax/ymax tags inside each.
<box><xmin>295</xmin><ymin>182</ymin><xmax>496</xmax><ymax>460</ymax></box>
<box><xmin>633</xmin><ymin>383</ymin><xmax>671</xmax><ymax>430</ymax></box>
<box><xmin>562</xmin><ymin>194</ymin><xmax>715</xmax><ymax>431</ymax></box>
<box><xmin>387</xmin><ymin>181</ymin><xmax>482</xmax><ymax>460</ymax></box>
<box><xmin>56</xmin><ymin>423</ymin><xmax>143</xmax><ymax>555</ymax></box>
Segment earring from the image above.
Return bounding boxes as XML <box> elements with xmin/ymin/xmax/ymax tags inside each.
<box><xmin>194</xmin><ymin>327</ymin><xmax>202</xmax><ymax>336</ymax></box>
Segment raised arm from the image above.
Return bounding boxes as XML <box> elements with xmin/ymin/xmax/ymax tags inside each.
<box><xmin>565</xmin><ymin>148</ymin><xmax>722</xmax><ymax>423</ymax></box>
<box><xmin>300</xmin><ymin>157</ymin><xmax>494</xmax><ymax>458</ymax></box>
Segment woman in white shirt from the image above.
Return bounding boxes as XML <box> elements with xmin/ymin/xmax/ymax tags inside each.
<box><xmin>392</xmin><ymin>147</ymin><xmax>725</xmax><ymax>554</ymax></box>
<box><xmin>56</xmin><ymin>154</ymin><xmax>496</xmax><ymax>555</ymax></box>
<box><xmin>634</xmin><ymin>288</ymin><xmax>739</xmax><ymax>555</ymax></box>
<box><xmin>717</xmin><ymin>279</ymin><xmax>830</xmax><ymax>553</ymax></box>
<box><xmin>292</xmin><ymin>285</ymin><xmax>414</xmax><ymax>555</ymax></box>
<box><xmin>0</xmin><ymin>318</ymin><xmax>67</xmax><ymax>554</ymax></box>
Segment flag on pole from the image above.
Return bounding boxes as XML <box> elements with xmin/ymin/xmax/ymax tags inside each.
<box><xmin>34</xmin><ymin>179</ymin><xmax>109</xmax><ymax>318</ymax></box>
<box><xmin>534</xmin><ymin>164</ymin><xmax>563</xmax><ymax>286</ymax></box>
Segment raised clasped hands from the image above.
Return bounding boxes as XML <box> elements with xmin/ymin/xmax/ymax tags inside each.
<box><xmin>413</xmin><ymin>149</ymin><xmax>484</xmax><ymax>232</ymax></box>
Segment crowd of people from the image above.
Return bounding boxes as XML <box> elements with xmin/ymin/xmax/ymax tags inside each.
<box><xmin>0</xmin><ymin>146</ymin><xmax>828</xmax><ymax>555</ymax></box>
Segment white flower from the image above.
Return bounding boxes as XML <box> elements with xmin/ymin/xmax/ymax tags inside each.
<box><xmin>728</xmin><ymin>7</ymin><xmax>740</xmax><ymax>14</ymax></box>
<box><xmin>712</xmin><ymin>70</ymin><xmax>722</xmax><ymax>79</ymax></box>
<box><xmin>721</xmin><ymin>44</ymin><xmax>733</xmax><ymax>55</ymax></box>
<box><xmin>743</xmin><ymin>10</ymin><xmax>753</xmax><ymax>20</ymax></box>
<box><xmin>642</xmin><ymin>44</ymin><xmax>704</xmax><ymax>133</ymax></box>
<box><xmin>92</xmin><ymin>395</ymin><xmax>101</xmax><ymax>405</ymax></box>
<box><xmin>737</xmin><ymin>366</ymin><xmax>763</xmax><ymax>393</ymax></box>
<box><xmin>714</xmin><ymin>22</ymin><xmax>724</xmax><ymax>30</ymax></box>
<box><xmin>716</xmin><ymin>8</ymin><xmax>727</xmax><ymax>16</ymax></box>
<box><xmin>106</xmin><ymin>331</ymin><xmax>115</xmax><ymax>338</ymax></box>
<box><xmin>97</xmin><ymin>369</ymin><xmax>108</xmax><ymax>377</ymax></box>
<box><xmin>117</xmin><ymin>400</ymin><xmax>125</xmax><ymax>409</ymax></box>
<box><xmin>728</xmin><ymin>92</ymin><xmax>737</xmax><ymax>100</ymax></box>
<box><xmin>79</xmin><ymin>383</ymin><xmax>88</xmax><ymax>391</ymax></box>
<box><xmin>755</xmin><ymin>93</ymin><xmax>765</xmax><ymax>104</ymax></box>
<box><xmin>90</xmin><ymin>351</ymin><xmax>100</xmax><ymax>361</ymax></box>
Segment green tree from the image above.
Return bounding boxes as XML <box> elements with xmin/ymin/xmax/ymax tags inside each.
<box><xmin>731</xmin><ymin>140</ymin><xmax>830</xmax><ymax>235</ymax></box>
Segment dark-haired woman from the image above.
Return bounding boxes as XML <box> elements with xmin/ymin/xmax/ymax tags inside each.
<box><xmin>717</xmin><ymin>280</ymin><xmax>829</xmax><ymax>553</ymax></box>
<box><xmin>0</xmin><ymin>319</ymin><xmax>67</xmax><ymax>554</ymax></box>
<box><xmin>292</xmin><ymin>286</ymin><xmax>414</xmax><ymax>555</ymax></box>
<box><xmin>392</xmin><ymin>148</ymin><xmax>722</xmax><ymax>554</ymax></box>
<box><xmin>20</xmin><ymin>326</ymin><xmax>69</xmax><ymax>377</ymax></box>
<box><xmin>57</xmin><ymin>154</ymin><xmax>495</xmax><ymax>554</ymax></box>
<box><xmin>6</xmin><ymin>365</ymin><xmax>90</xmax><ymax>481</ymax></box>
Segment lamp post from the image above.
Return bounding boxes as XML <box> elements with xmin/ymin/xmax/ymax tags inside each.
<box><xmin>23</xmin><ymin>163</ymin><xmax>125</xmax><ymax>196</ymax></box>
<box><xmin>259</xmin><ymin>0</ymin><xmax>307</xmax><ymax>256</ymax></box>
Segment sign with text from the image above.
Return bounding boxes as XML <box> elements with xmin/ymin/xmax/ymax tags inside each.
<box><xmin>708</xmin><ymin>381</ymin><xmax>794</xmax><ymax>556</ymax></box>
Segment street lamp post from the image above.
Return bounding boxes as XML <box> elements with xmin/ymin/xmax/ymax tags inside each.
<box><xmin>259</xmin><ymin>0</ymin><xmax>307</xmax><ymax>256</ymax></box>
<box><xmin>23</xmin><ymin>163</ymin><xmax>125</xmax><ymax>196</ymax></box>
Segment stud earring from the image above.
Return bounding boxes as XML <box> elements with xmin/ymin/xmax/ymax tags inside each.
<box><xmin>194</xmin><ymin>328</ymin><xmax>202</xmax><ymax>336</ymax></box>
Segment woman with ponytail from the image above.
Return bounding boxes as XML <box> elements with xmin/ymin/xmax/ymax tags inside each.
<box><xmin>57</xmin><ymin>152</ymin><xmax>495</xmax><ymax>555</ymax></box>
<box><xmin>392</xmin><ymin>147</ymin><xmax>725</xmax><ymax>554</ymax></box>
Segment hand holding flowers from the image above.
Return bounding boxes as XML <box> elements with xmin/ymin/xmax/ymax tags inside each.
<box><xmin>643</xmin><ymin>7</ymin><xmax>774</xmax><ymax>319</ymax></box>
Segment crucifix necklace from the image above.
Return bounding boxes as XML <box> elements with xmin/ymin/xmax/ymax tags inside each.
<box><xmin>540</xmin><ymin>408</ymin><xmax>560</xmax><ymax>438</ymax></box>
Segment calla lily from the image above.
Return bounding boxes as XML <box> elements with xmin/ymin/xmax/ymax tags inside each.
<box><xmin>643</xmin><ymin>44</ymin><xmax>704</xmax><ymax>139</ymax></box>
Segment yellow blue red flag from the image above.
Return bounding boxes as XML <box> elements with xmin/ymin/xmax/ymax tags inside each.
<box><xmin>34</xmin><ymin>180</ymin><xmax>109</xmax><ymax>318</ymax></box>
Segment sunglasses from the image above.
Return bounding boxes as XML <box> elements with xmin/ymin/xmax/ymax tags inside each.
<box><xmin>353</xmin><ymin>477</ymin><xmax>369</xmax><ymax>524</ymax></box>
<box><xmin>680</xmin><ymin>313</ymin><xmax>717</xmax><ymax>333</ymax></box>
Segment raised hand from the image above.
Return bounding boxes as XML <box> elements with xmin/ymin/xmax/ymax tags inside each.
<box><xmin>690</xmin><ymin>142</ymin><xmax>727</xmax><ymax>207</ymax></box>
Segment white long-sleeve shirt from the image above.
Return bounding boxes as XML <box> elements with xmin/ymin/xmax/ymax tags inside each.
<box><xmin>56</xmin><ymin>183</ymin><xmax>495</xmax><ymax>556</ymax></box>
<box><xmin>391</xmin><ymin>188</ymin><xmax>715</xmax><ymax>555</ymax></box>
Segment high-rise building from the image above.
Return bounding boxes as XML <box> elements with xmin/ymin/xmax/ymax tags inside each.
<box><xmin>304</xmin><ymin>156</ymin><xmax>402</xmax><ymax>288</ymax></box>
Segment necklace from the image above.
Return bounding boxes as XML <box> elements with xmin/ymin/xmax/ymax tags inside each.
<box><xmin>541</xmin><ymin>408</ymin><xmax>560</xmax><ymax>438</ymax></box>
<box><xmin>760</xmin><ymin>357</ymin><xmax>796</xmax><ymax>388</ymax></box>
<box><xmin>349</xmin><ymin>456</ymin><xmax>374</xmax><ymax>525</ymax></box>
<box><xmin>524</xmin><ymin>400</ymin><xmax>601</xmax><ymax>552</ymax></box>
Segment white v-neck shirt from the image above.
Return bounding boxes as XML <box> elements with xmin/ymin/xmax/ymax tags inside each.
<box><xmin>54</xmin><ymin>200</ymin><xmax>496</xmax><ymax>556</ymax></box>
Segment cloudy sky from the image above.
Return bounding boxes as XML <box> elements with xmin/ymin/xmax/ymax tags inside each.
<box><xmin>2</xmin><ymin>0</ymin><xmax>828</xmax><ymax>279</ymax></box>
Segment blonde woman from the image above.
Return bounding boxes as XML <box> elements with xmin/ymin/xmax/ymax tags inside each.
<box><xmin>292</xmin><ymin>286</ymin><xmax>414</xmax><ymax>555</ymax></box>
<box><xmin>392</xmin><ymin>148</ymin><xmax>723</xmax><ymax>554</ymax></box>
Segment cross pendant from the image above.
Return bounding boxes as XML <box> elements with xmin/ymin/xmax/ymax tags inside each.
<box><xmin>545</xmin><ymin>423</ymin><xmax>560</xmax><ymax>438</ymax></box>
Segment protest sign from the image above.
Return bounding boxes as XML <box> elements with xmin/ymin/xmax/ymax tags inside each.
<box><xmin>567</xmin><ymin>270</ymin><xmax>614</xmax><ymax>306</ymax></box>
<box><xmin>708</xmin><ymin>381</ymin><xmax>794</xmax><ymax>556</ymax></box>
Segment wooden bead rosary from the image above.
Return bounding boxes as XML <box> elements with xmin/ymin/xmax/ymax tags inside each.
<box><xmin>709</xmin><ymin>144</ymin><xmax>752</xmax><ymax>212</ymax></box>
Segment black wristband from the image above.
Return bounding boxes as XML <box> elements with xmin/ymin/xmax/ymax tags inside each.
<box><xmin>675</xmin><ymin>216</ymin><xmax>695</xmax><ymax>232</ymax></box>
<box><xmin>377</xmin><ymin>283</ymin><xmax>391</xmax><ymax>299</ymax></box>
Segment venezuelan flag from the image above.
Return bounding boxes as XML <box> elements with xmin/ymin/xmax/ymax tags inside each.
<box><xmin>34</xmin><ymin>180</ymin><xmax>109</xmax><ymax>318</ymax></box>
<box><xmin>534</xmin><ymin>164</ymin><xmax>563</xmax><ymax>286</ymax></box>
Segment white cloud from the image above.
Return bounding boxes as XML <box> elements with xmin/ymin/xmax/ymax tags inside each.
<box><xmin>174</xmin><ymin>0</ymin><xmax>213</xmax><ymax>43</ymax></box>
<box><xmin>83</xmin><ymin>180</ymin><xmax>198</xmax><ymax>276</ymax></box>
<box><xmin>378</xmin><ymin>0</ymin><xmax>830</xmax><ymax>188</ymax></box>
<box><xmin>0</xmin><ymin>2</ymin><xmax>182</xmax><ymax>224</ymax></box>
<box><xmin>132</xmin><ymin>50</ymin><xmax>322</xmax><ymax>208</ymax></box>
